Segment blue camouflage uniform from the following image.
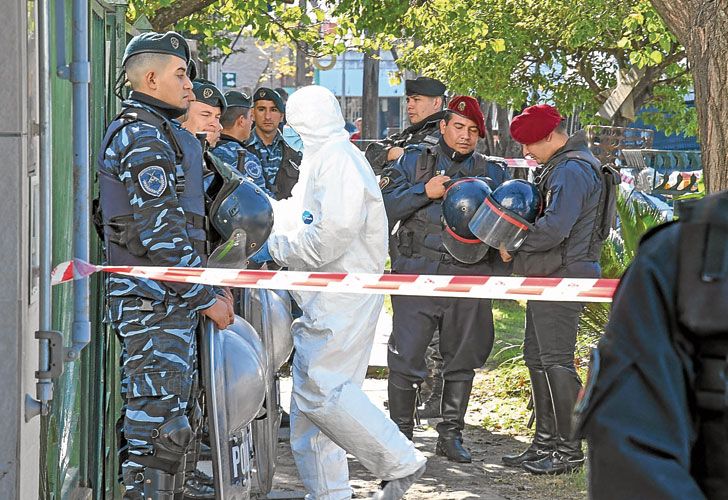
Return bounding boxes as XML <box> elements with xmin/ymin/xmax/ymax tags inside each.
<box><xmin>381</xmin><ymin>139</ymin><xmax>509</xmax><ymax>442</ymax></box>
<box><xmin>97</xmin><ymin>91</ymin><xmax>217</xmax><ymax>497</ymax></box>
<box><xmin>245</xmin><ymin>128</ymin><xmax>301</xmax><ymax>200</ymax></box>
<box><xmin>246</xmin><ymin>128</ymin><xmax>283</xmax><ymax>186</ymax></box>
<box><xmin>212</xmin><ymin>134</ymin><xmax>272</xmax><ymax>197</ymax></box>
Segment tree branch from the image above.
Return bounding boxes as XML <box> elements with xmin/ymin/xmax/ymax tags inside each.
<box><xmin>150</xmin><ymin>0</ymin><xmax>220</xmax><ymax>30</ymax></box>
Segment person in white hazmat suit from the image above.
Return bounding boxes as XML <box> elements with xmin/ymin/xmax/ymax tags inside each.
<box><xmin>257</xmin><ymin>85</ymin><xmax>427</xmax><ymax>500</ymax></box>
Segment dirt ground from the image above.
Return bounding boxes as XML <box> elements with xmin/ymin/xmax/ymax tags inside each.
<box><xmin>268</xmin><ymin>371</ymin><xmax>588</xmax><ymax>500</ymax></box>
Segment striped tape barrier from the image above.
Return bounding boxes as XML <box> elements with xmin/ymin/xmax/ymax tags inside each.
<box><xmin>503</xmin><ymin>158</ymin><xmax>540</xmax><ymax>169</ymax></box>
<box><xmin>52</xmin><ymin>259</ymin><xmax>618</xmax><ymax>303</ymax></box>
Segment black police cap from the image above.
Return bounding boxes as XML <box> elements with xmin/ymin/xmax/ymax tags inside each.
<box><xmin>122</xmin><ymin>31</ymin><xmax>191</xmax><ymax>66</ymax></box>
<box><xmin>224</xmin><ymin>90</ymin><xmax>253</xmax><ymax>109</ymax></box>
<box><xmin>192</xmin><ymin>79</ymin><xmax>227</xmax><ymax>111</ymax></box>
<box><xmin>253</xmin><ymin>87</ymin><xmax>285</xmax><ymax>113</ymax></box>
<box><xmin>405</xmin><ymin>77</ymin><xmax>446</xmax><ymax>97</ymax></box>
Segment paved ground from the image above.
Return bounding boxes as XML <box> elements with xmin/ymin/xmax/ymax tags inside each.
<box><xmin>202</xmin><ymin>309</ymin><xmax>587</xmax><ymax>499</ymax></box>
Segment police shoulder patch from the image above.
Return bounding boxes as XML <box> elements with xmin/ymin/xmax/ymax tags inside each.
<box><xmin>379</xmin><ymin>176</ymin><xmax>391</xmax><ymax>190</ymax></box>
<box><xmin>138</xmin><ymin>166</ymin><xmax>168</xmax><ymax>197</ymax></box>
<box><xmin>245</xmin><ymin>158</ymin><xmax>263</xmax><ymax>178</ymax></box>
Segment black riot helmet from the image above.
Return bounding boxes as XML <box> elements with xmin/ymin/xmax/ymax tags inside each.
<box><xmin>441</xmin><ymin>178</ymin><xmax>493</xmax><ymax>264</ymax></box>
<box><xmin>468</xmin><ymin>179</ymin><xmax>542</xmax><ymax>252</ymax></box>
<box><xmin>204</xmin><ymin>154</ymin><xmax>273</xmax><ymax>268</ymax></box>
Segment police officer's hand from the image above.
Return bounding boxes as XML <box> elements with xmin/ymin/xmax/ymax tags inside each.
<box><xmin>217</xmin><ymin>287</ymin><xmax>234</xmax><ymax>308</ymax></box>
<box><xmin>203</xmin><ymin>298</ymin><xmax>234</xmax><ymax>330</ymax></box>
<box><xmin>425</xmin><ymin>175</ymin><xmax>451</xmax><ymax>199</ymax></box>
<box><xmin>387</xmin><ymin>147</ymin><xmax>405</xmax><ymax>161</ymax></box>
<box><xmin>499</xmin><ymin>244</ymin><xmax>513</xmax><ymax>263</ymax></box>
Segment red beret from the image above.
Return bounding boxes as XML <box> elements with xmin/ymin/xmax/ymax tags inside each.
<box><xmin>448</xmin><ymin>95</ymin><xmax>486</xmax><ymax>138</ymax></box>
<box><xmin>510</xmin><ymin>104</ymin><xmax>563</xmax><ymax>145</ymax></box>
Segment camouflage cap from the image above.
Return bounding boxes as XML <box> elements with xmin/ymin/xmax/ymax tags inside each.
<box><xmin>192</xmin><ymin>79</ymin><xmax>227</xmax><ymax>111</ymax></box>
<box><xmin>224</xmin><ymin>90</ymin><xmax>253</xmax><ymax>109</ymax></box>
<box><xmin>253</xmin><ymin>87</ymin><xmax>285</xmax><ymax>112</ymax></box>
<box><xmin>122</xmin><ymin>31</ymin><xmax>191</xmax><ymax>66</ymax></box>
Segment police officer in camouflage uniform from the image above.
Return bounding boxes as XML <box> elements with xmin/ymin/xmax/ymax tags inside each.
<box><xmin>181</xmin><ymin>79</ymin><xmax>226</xmax><ymax>148</ymax></box>
<box><xmin>211</xmin><ymin>91</ymin><xmax>271</xmax><ymax>196</ymax></box>
<box><xmin>381</xmin><ymin>96</ymin><xmax>509</xmax><ymax>463</ymax></box>
<box><xmin>365</xmin><ymin>77</ymin><xmax>447</xmax><ymax>175</ymax></box>
<box><xmin>245</xmin><ymin>87</ymin><xmax>302</xmax><ymax>200</ymax></box>
<box><xmin>500</xmin><ymin>104</ymin><xmax>610</xmax><ymax>476</ymax></box>
<box><xmin>575</xmin><ymin>193</ymin><xmax>728</xmax><ymax>499</ymax></box>
<box><xmin>97</xmin><ymin>32</ymin><xmax>234</xmax><ymax>499</ymax></box>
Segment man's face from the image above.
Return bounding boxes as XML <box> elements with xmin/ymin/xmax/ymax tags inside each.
<box><xmin>439</xmin><ymin>113</ymin><xmax>480</xmax><ymax>155</ymax></box>
<box><xmin>522</xmin><ymin>133</ymin><xmax>557</xmax><ymax>164</ymax></box>
<box><xmin>183</xmin><ymin>101</ymin><xmax>223</xmax><ymax>146</ymax></box>
<box><xmin>252</xmin><ymin>100</ymin><xmax>283</xmax><ymax>135</ymax></box>
<box><xmin>153</xmin><ymin>56</ymin><xmax>193</xmax><ymax>110</ymax></box>
<box><xmin>406</xmin><ymin>94</ymin><xmax>441</xmax><ymax>125</ymax></box>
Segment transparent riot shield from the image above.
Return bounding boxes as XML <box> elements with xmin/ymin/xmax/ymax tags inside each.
<box><xmin>244</xmin><ymin>288</ymin><xmax>294</xmax><ymax>495</ymax></box>
<box><xmin>200</xmin><ymin>316</ymin><xmax>268</xmax><ymax>499</ymax></box>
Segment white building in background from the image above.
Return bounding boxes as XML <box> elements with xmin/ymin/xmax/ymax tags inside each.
<box><xmin>207</xmin><ymin>40</ymin><xmax>407</xmax><ymax>139</ymax></box>
<box><xmin>207</xmin><ymin>36</ymin><xmax>295</xmax><ymax>96</ymax></box>
<box><xmin>314</xmin><ymin>50</ymin><xmax>406</xmax><ymax>137</ymax></box>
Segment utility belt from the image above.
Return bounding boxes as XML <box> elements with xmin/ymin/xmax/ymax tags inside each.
<box><xmin>104</xmin><ymin>212</ymin><xmax>211</xmax><ymax>261</ymax></box>
<box><xmin>395</xmin><ymin>224</ymin><xmax>456</xmax><ymax>264</ymax></box>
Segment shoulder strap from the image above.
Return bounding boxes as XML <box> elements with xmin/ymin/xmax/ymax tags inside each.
<box><xmin>414</xmin><ymin>146</ymin><xmax>438</xmax><ymax>183</ymax></box>
<box><xmin>118</xmin><ymin>106</ymin><xmax>184</xmax><ymax>162</ymax></box>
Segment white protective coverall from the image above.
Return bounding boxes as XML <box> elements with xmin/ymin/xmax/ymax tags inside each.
<box><xmin>267</xmin><ymin>85</ymin><xmax>426</xmax><ymax>500</ymax></box>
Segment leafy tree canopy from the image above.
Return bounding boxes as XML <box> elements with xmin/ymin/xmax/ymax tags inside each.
<box><xmin>127</xmin><ymin>0</ymin><xmax>695</xmax><ymax>135</ymax></box>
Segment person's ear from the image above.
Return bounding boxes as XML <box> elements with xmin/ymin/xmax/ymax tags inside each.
<box><xmin>145</xmin><ymin>70</ymin><xmax>158</xmax><ymax>90</ymax></box>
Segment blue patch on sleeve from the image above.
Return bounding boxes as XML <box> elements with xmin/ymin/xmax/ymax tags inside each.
<box><xmin>138</xmin><ymin>166</ymin><xmax>168</xmax><ymax>197</ymax></box>
<box><xmin>302</xmin><ymin>210</ymin><xmax>314</xmax><ymax>225</ymax></box>
<box><xmin>245</xmin><ymin>157</ymin><xmax>263</xmax><ymax>179</ymax></box>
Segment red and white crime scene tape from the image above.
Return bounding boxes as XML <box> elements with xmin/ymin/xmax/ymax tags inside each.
<box><xmin>52</xmin><ymin>259</ymin><xmax>618</xmax><ymax>303</ymax></box>
<box><xmin>503</xmin><ymin>158</ymin><xmax>539</xmax><ymax>169</ymax></box>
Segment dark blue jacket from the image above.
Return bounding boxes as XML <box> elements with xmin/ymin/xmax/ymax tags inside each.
<box><xmin>381</xmin><ymin>142</ymin><xmax>509</xmax><ymax>274</ymax></box>
<box><xmin>514</xmin><ymin>130</ymin><xmax>603</xmax><ymax>277</ymax></box>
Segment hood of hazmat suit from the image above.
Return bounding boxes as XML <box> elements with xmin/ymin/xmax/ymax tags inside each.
<box><xmin>267</xmin><ymin>85</ymin><xmax>425</xmax><ymax>499</ymax></box>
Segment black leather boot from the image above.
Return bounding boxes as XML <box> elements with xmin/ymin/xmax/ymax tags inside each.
<box><xmin>502</xmin><ymin>368</ymin><xmax>556</xmax><ymax>467</ymax></box>
<box><xmin>387</xmin><ymin>374</ymin><xmax>419</xmax><ymax>440</ymax></box>
<box><xmin>435</xmin><ymin>379</ymin><xmax>473</xmax><ymax>463</ymax></box>
<box><xmin>417</xmin><ymin>375</ymin><xmax>443</xmax><ymax>419</ymax></box>
<box><xmin>523</xmin><ymin>366</ymin><xmax>585</xmax><ymax>475</ymax></box>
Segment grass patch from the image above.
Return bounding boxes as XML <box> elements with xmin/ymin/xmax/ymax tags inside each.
<box><xmin>490</xmin><ymin>299</ymin><xmax>527</xmax><ymax>366</ymax></box>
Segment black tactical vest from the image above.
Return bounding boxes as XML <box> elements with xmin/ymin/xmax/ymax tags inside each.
<box><xmin>97</xmin><ymin>104</ymin><xmax>208</xmax><ymax>266</ymax></box>
<box><xmin>397</xmin><ymin>146</ymin><xmax>492</xmax><ymax>262</ymax></box>
<box><xmin>676</xmin><ymin>193</ymin><xmax>728</xmax><ymax>497</ymax></box>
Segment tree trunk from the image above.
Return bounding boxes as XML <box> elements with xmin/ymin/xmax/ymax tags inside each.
<box><xmin>362</xmin><ymin>52</ymin><xmax>380</xmax><ymax>140</ymax></box>
<box><xmin>650</xmin><ymin>0</ymin><xmax>728</xmax><ymax>193</ymax></box>
<box><xmin>294</xmin><ymin>0</ymin><xmax>311</xmax><ymax>88</ymax></box>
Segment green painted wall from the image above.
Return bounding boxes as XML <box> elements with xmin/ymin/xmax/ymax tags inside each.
<box><xmin>40</xmin><ymin>1</ymin><xmax>127</xmax><ymax>498</ymax></box>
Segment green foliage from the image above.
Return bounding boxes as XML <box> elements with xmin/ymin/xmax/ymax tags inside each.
<box><xmin>126</xmin><ymin>0</ymin><xmax>694</xmax><ymax>134</ymax></box>
<box><xmin>489</xmin><ymin>300</ymin><xmax>527</xmax><ymax>366</ymax></box>
<box><xmin>578</xmin><ymin>191</ymin><xmax>667</xmax><ymax>354</ymax></box>
<box><xmin>337</xmin><ymin>0</ymin><xmax>694</xmax><ymax>134</ymax></box>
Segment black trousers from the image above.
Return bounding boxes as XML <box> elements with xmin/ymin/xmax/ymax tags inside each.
<box><xmin>523</xmin><ymin>300</ymin><xmax>585</xmax><ymax>370</ymax></box>
<box><xmin>388</xmin><ymin>294</ymin><xmax>495</xmax><ymax>384</ymax></box>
